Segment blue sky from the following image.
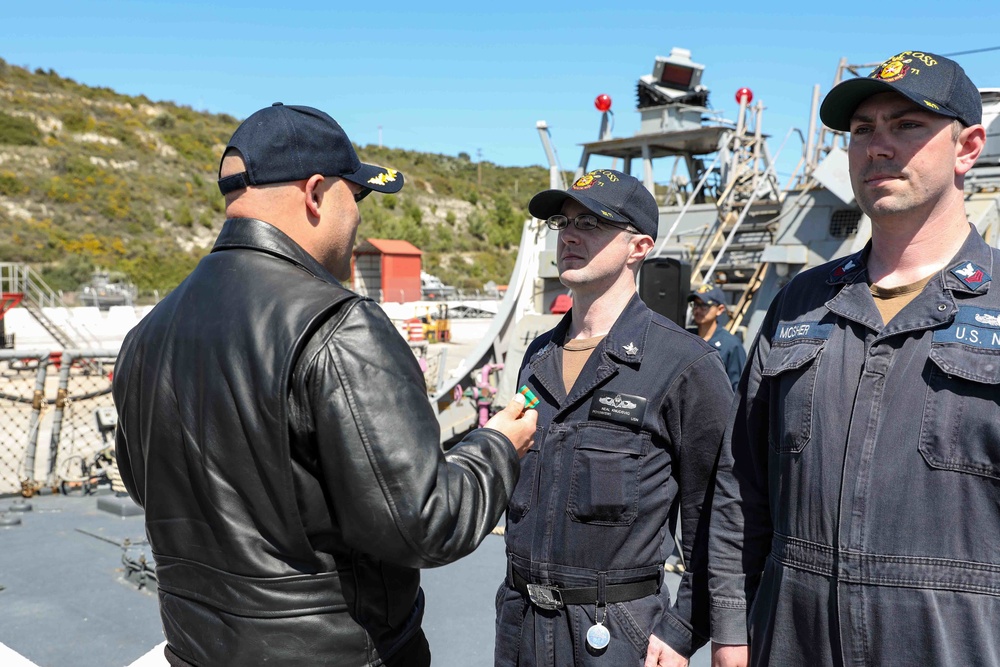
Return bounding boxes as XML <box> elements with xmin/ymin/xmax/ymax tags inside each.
<box><xmin>5</xmin><ymin>2</ymin><xmax>1000</xmax><ymax>185</ymax></box>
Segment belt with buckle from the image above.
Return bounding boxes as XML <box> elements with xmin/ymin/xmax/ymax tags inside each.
<box><xmin>511</xmin><ymin>569</ymin><xmax>659</xmax><ymax>611</ymax></box>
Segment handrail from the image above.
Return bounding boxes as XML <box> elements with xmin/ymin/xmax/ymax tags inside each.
<box><xmin>652</xmin><ymin>151</ymin><xmax>723</xmax><ymax>258</ymax></box>
<box><xmin>1</xmin><ymin>263</ymin><xmax>62</xmax><ymax>308</ymax></box>
<box><xmin>0</xmin><ymin>263</ymin><xmax>102</xmax><ymax>348</ymax></box>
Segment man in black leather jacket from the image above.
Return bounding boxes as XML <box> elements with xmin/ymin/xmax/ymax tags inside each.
<box><xmin>113</xmin><ymin>103</ymin><xmax>536</xmax><ymax>667</ymax></box>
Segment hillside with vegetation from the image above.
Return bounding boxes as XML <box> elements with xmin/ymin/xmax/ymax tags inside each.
<box><xmin>0</xmin><ymin>58</ymin><xmax>558</xmax><ymax>299</ymax></box>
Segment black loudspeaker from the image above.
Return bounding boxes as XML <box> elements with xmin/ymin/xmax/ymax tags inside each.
<box><xmin>638</xmin><ymin>258</ymin><xmax>691</xmax><ymax>326</ymax></box>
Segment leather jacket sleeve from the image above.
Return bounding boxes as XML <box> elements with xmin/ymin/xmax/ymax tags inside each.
<box><xmin>298</xmin><ymin>298</ymin><xmax>520</xmax><ymax>568</ymax></box>
<box><xmin>113</xmin><ymin>317</ymin><xmax>149</xmax><ymax>511</ymax></box>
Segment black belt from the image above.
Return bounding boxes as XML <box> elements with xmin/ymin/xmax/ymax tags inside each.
<box><xmin>511</xmin><ymin>569</ymin><xmax>659</xmax><ymax>611</ymax></box>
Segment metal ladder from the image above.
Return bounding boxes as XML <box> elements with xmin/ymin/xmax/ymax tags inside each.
<box><xmin>0</xmin><ymin>263</ymin><xmax>102</xmax><ymax>349</ymax></box>
<box><xmin>685</xmin><ymin>99</ymin><xmax>784</xmax><ymax>330</ymax></box>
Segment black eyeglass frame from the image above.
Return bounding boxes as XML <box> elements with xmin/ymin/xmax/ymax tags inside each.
<box><xmin>690</xmin><ymin>301</ymin><xmax>721</xmax><ymax>311</ymax></box>
<box><xmin>544</xmin><ymin>214</ymin><xmax>638</xmax><ymax>234</ymax></box>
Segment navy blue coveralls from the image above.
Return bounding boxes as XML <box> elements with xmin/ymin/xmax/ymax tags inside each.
<box><xmin>496</xmin><ymin>294</ymin><xmax>733</xmax><ymax>666</ymax></box>
<box><xmin>710</xmin><ymin>229</ymin><xmax>1000</xmax><ymax>666</ymax></box>
<box><xmin>690</xmin><ymin>327</ymin><xmax>746</xmax><ymax>391</ymax></box>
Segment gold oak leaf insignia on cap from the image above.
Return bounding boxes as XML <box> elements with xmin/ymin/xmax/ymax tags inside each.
<box><xmin>367</xmin><ymin>169</ymin><xmax>398</xmax><ymax>186</ymax></box>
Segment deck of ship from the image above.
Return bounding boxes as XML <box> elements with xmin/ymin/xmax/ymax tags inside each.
<box><xmin>0</xmin><ymin>492</ymin><xmax>711</xmax><ymax>666</ymax></box>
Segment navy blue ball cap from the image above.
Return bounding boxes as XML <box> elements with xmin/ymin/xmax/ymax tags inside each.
<box><xmin>820</xmin><ymin>50</ymin><xmax>982</xmax><ymax>132</ymax></box>
<box><xmin>528</xmin><ymin>169</ymin><xmax>659</xmax><ymax>240</ymax></box>
<box><xmin>218</xmin><ymin>103</ymin><xmax>404</xmax><ymax>197</ymax></box>
<box><xmin>688</xmin><ymin>284</ymin><xmax>727</xmax><ymax>307</ymax></box>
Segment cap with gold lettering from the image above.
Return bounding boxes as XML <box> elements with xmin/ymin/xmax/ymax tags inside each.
<box><xmin>819</xmin><ymin>50</ymin><xmax>982</xmax><ymax>132</ymax></box>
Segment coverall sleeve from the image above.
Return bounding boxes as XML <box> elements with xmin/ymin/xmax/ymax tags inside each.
<box><xmin>725</xmin><ymin>340</ymin><xmax>747</xmax><ymax>392</ymax></box>
<box><xmin>302</xmin><ymin>299</ymin><xmax>521</xmax><ymax>568</ymax></box>
<box><xmin>655</xmin><ymin>350</ymin><xmax>734</xmax><ymax>657</ymax></box>
<box><xmin>708</xmin><ymin>302</ymin><xmax>778</xmax><ymax>644</ymax></box>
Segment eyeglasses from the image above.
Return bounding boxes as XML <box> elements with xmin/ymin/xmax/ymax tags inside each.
<box><xmin>690</xmin><ymin>301</ymin><xmax>717</xmax><ymax>311</ymax></box>
<box><xmin>545</xmin><ymin>214</ymin><xmax>636</xmax><ymax>234</ymax></box>
<box><xmin>354</xmin><ymin>188</ymin><xmax>371</xmax><ymax>203</ymax></box>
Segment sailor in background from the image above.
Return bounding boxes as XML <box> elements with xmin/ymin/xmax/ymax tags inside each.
<box><xmin>496</xmin><ymin>169</ymin><xmax>733</xmax><ymax>666</ymax></box>
<box><xmin>709</xmin><ymin>51</ymin><xmax>1000</xmax><ymax>666</ymax></box>
<box><xmin>687</xmin><ymin>284</ymin><xmax>746</xmax><ymax>391</ymax></box>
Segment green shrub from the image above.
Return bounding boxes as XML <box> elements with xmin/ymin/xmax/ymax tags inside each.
<box><xmin>176</xmin><ymin>203</ymin><xmax>193</xmax><ymax>227</ymax></box>
<box><xmin>151</xmin><ymin>113</ymin><xmax>176</xmax><ymax>130</ymax></box>
<box><xmin>402</xmin><ymin>200</ymin><xmax>423</xmax><ymax>224</ymax></box>
<box><xmin>487</xmin><ymin>195</ymin><xmax>522</xmax><ymax>247</ymax></box>
<box><xmin>0</xmin><ymin>112</ymin><xmax>40</xmax><ymax>145</ymax></box>
<box><xmin>40</xmin><ymin>255</ymin><xmax>95</xmax><ymax>292</ymax></box>
<box><xmin>467</xmin><ymin>211</ymin><xmax>487</xmax><ymax>240</ymax></box>
<box><xmin>61</xmin><ymin>111</ymin><xmax>93</xmax><ymax>133</ymax></box>
<box><xmin>0</xmin><ymin>171</ymin><xmax>28</xmax><ymax>196</ymax></box>
<box><xmin>428</xmin><ymin>224</ymin><xmax>454</xmax><ymax>252</ymax></box>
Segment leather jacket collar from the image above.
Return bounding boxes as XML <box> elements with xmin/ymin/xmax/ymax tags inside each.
<box><xmin>213</xmin><ymin>217</ymin><xmax>342</xmax><ymax>286</ymax></box>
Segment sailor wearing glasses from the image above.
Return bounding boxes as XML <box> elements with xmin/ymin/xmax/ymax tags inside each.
<box><xmin>687</xmin><ymin>285</ymin><xmax>746</xmax><ymax>390</ymax></box>
<box><xmin>495</xmin><ymin>169</ymin><xmax>733</xmax><ymax>666</ymax></box>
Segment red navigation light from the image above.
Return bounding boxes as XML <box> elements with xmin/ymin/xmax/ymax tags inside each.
<box><xmin>594</xmin><ymin>94</ymin><xmax>612</xmax><ymax>112</ymax></box>
<box><xmin>735</xmin><ymin>87</ymin><xmax>753</xmax><ymax>104</ymax></box>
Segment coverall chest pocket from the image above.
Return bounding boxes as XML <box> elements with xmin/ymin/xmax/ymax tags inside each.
<box><xmin>567</xmin><ymin>423</ymin><xmax>649</xmax><ymax>526</ymax></box>
<box><xmin>761</xmin><ymin>341</ymin><xmax>824</xmax><ymax>454</ymax></box>
<box><xmin>918</xmin><ymin>345</ymin><xmax>1000</xmax><ymax>480</ymax></box>
<box><xmin>507</xmin><ymin>427</ymin><xmax>543</xmax><ymax>520</ymax></box>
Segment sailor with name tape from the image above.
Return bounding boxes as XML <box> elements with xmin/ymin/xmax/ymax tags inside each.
<box><xmin>495</xmin><ymin>169</ymin><xmax>733</xmax><ymax>666</ymax></box>
<box><xmin>708</xmin><ymin>51</ymin><xmax>1000</xmax><ymax>666</ymax></box>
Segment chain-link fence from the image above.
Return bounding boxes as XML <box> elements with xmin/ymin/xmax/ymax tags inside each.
<box><xmin>0</xmin><ymin>351</ymin><xmax>47</xmax><ymax>495</ymax></box>
<box><xmin>0</xmin><ymin>350</ymin><xmax>118</xmax><ymax>496</ymax></box>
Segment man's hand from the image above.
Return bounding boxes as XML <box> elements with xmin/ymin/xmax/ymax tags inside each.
<box><xmin>483</xmin><ymin>394</ymin><xmax>537</xmax><ymax>458</ymax></box>
<box><xmin>644</xmin><ymin>634</ymin><xmax>687</xmax><ymax>667</ymax></box>
<box><xmin>711</xmin><ymin>642</ymin><xmax>748</xmax><ymax>667</ymax></box>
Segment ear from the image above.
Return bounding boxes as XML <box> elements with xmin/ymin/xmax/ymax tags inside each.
<box><xmin>955</xmin><ymin>124</ymin><xmax>986</xmax><ymax>176</ymax></box>
<box><xmin>304</xmin><ymin>174</ymin><xmax>326</xmax><ymax>218</ymax></box>
<box><xmin>626</xmin><ymin>234</ymin><xmax>655</xmax><ymax>267</ymax></box>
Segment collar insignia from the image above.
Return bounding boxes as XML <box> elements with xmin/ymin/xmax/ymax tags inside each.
<box><xmin>532</xmin><ymin>342</ymin><xmax>554</xmax><ymax>360</ymax></box>
<box><xmin>623</xmin><ymin>342</ymin><xmax>638</xmax><ymax>356</ymax></box>
<box><xmin>951</xmin><ymin>261</ymin><xmax>990</xmax><ymax>290</ymax></box>
<box><xmin>832</xmin><ymin>258</ymin><xmax>857</xmax><ymax>278</ymax></box>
